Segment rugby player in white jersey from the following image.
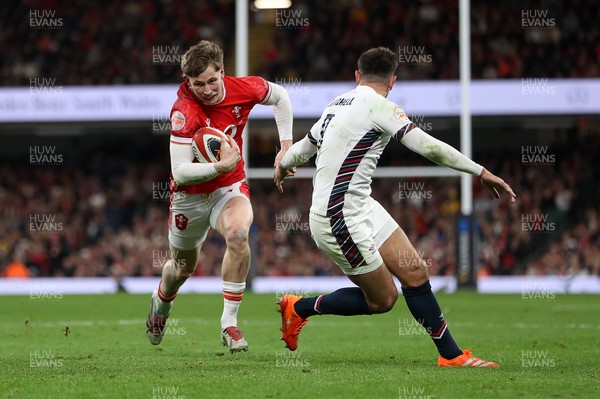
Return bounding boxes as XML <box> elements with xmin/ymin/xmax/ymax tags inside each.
<box><xmin>274</xmin><ymin>47</ymin><xmax>516</xmax><ymax>367</ymax></box>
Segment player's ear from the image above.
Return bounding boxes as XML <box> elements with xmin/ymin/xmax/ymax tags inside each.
<box><xmin>355</xmin><ymin>70</ymin><xmax>361</xmax><ymax>84</ymax></box>
<box><xmin>388</xmin><ymin>75</ymin><xmax>397</xmax><ymax>91</ymax></box>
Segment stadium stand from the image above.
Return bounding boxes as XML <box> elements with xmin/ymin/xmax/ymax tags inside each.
<box><xmin>1</xmin><ymin>0</ymin><xmax>597</xmax><ymax>85</ymax></box>
<box><xmin>0</xmin><ymin>0</ymin><xmax>597</xmax><ymax>278</ymax></box>
<box><xmin>0</xmin><ymin>0</ymin><xmax>234</xmax><ymax>86</ymax></box>
<box><xmin>257</xmin><ymin>0</ymin><xmax>599</xmax><ymax>80</ymax></box>
<box><xmin>1</xmin><ymin>133</ymin><xmax>598</xmax><ymax>278</ymax></box>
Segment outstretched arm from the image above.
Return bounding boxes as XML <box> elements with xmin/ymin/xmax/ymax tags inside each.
<box><xmin>400</xmin><ymin>127</ymin><xmax>516</xmax><ymax>202</ymax></box>
<box><xmin>479</xmin><ymin>167</ymin><xmax>516</xmax><ymax>202</ymax></box>
<box><xmin>261</xmin><ymin>82</ymin><xmax>293</xmax><ymax>168</ymax></box>
<box><xmin>273</xmin><ymin>134</ymin><xmax>317</xmax><ymax>193</ymax></box>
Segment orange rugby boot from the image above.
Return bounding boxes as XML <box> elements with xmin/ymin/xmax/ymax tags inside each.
<box><xmin>277</xmin><ymin>294</ymin><xmax>308</xmax><ymax>351</ymax></box>
<box><xmin>438</xmin><ymin>349</ymin><xmax>499</xmax><ymax>367</ymax></box>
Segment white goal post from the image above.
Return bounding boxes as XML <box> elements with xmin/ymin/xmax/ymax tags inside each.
<box><xmin>236</xmin><ymin>0</ymin><xmax>473</xmax><ymax>203</ymax></box>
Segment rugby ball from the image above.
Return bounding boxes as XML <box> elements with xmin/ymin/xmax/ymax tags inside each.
<box><xmin>191</xmin><ymin>127</ymin><xmax>231</xmax><ymax>163</ymax></box>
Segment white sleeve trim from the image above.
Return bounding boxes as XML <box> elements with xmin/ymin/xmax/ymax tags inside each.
<box><xmin>170</xmin><ymin>135</ymin><xmax>193</xmax><ymax>144</ymax></box>
<box><xmin>400</xmin><ymin>127</ymin><xmax>484</xmax><ymax>176</ymax></box>
<box><xmin>261</xmin><ymin>82</ymin><xmax>293</xmax><ymax>141</ymax></box>
<box><xmin>170</xmin><ymin>141</ymin><xmax>219</xmax><ymax>185</ymax></box>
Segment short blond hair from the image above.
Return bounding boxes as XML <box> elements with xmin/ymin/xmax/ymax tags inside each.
<box><xmin>181</xmin><ymin>40</ymin><xmax>224</xmax><ymax>77</ymax></box>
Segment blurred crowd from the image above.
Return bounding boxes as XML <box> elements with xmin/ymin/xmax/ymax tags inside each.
<box><xmin>257</xmin><ymin>0</ymin><xmax>599</xmax><ymax>80</ymax></box>
<box><xmin>1</xmin><ymin>0</ymin><xmax>234</xmax><ymax>85</ymax></box>
<box><xmin>471</xmin><ymin>147</ymin><xmax>598</xmax><ymax>277</ymax></box>
<box><xmin>1</xmin><ymin>134</ymin><xmax>598</xmax><ymax>278</ymax></box>
<box><xmin>1</xmin><ymin>0</ymin><xmax>597</xmax><ymax>86</ymax></box>
<box><xmin>1</xmin><ymin>0</ymin><xmax>598</xmax><ymax>278</ymax></box>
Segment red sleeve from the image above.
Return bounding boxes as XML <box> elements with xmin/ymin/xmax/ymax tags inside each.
<box><xmin>170</xmin><ymin>103</ymin><xmax>205</xmax><ymax>141</ymax></box>
<box><xmin>242</xmin><ymin>76</ymin><xmax>270</xmax><ymax>104</ymax></box>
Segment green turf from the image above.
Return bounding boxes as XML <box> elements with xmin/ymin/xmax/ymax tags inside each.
<box><xmin>1</xmin><ymin>292</ymin><xmax>598</xmax><ymax>399</ymax></box>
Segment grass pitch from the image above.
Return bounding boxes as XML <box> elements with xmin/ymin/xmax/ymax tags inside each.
<box><xmin>1</xmin><ymin>291</ymin><xmax>598</xmax><ymax>399</ymax></box>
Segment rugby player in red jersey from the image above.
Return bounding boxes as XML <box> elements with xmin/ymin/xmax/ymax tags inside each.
<box><xmin>146</xmin><ymin>40</ymin><xmax>293</xmax><ymax>352</ymax></box>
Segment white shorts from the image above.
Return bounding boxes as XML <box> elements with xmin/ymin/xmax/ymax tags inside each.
<box><xmin>309</xmin><ymin>197</ymin><xmax>399</xmax><ymax>276</ymax></box>
<box><xmin>168</xmin><ymin>180</ymin><xmax>250</xmax><ymax>250</ymax></box>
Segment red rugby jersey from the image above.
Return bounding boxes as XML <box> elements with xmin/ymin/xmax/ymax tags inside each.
<box><xmin>169</xmin><ymin>75</ymin><xmax>270</xmax><ymax>194</ymax></box>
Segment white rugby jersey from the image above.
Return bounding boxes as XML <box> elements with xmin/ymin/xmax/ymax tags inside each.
<box><xmin>308</xmin><ymin>85</ymin><xmax>415</xmax><ymax>217</ymax></box>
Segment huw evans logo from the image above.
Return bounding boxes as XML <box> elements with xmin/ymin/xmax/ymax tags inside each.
<box><xmin>275</xmin><ymin>145</ymin><xmax>311</xmax><ymax>166</ymax></box>
<box><xmin>398</xmin><ymin>318</ymin><xmax>432</xmax><ymax>336</ymax></box>
<box><xmin>521</xmin><ymin>214</ymin><xmax>555</xmax><ymax>233</ymax></box>
<box><xmin>521</xmin><ymin>283</ymin><xmax>556</xmax><ymax>300</ymax></box>
<box><xmin>29</xmin><ymin>214</ymin><xmax>63</xmax><ymax>233</ymax></box>
<box><xmin>151</xmin><ymin>249</ymin><xmax>187</xmax><ymax>270</ymax></box>
<box><xmin>275</xmin><ymin>78</ymin><xmax>309</xmax><ymax>95</ymax></box>
<box><xmin>152</xmin><ymin>115</ymin><xmax>171</xmax><ymax>134</ymax></box>
<box><xmin>29</xmin><ymin>10</ymin><xmax>63</xmax><ymax>29</ymax></box>
<box><xmin>152</xmin><ymin>386</ymin><xmax>186</xmax><ymax>399</ymax></box>
<box><xmin>162</xmin><ymin>318</ymin><xmax>187</xmax><ymax>337</ymax></box>
<box><xmin>275</xmin><ymin>349</ymin><xmax>310</xmax><ymax>367</ymax></box>
<box><xmin>398</xmin><ymin>249</ymin><xmax>433</xmax><ymax>269</ymax></box>
<box><xmin>521</xmin><ymin>10</ymin><xmax>555</xmax><ymax>29</ymax></box>
<box><xmin>152</xmin><ymin>181</ymin><xmax>171</xmax><ymax>202</ymax></box>
<box><xmin>521</xmin><ymin>78</ymin><xmax>555</xmax><ymax>95</ymax></box>
<box><xmin>30</xmin><ymin>350</ymin><xmax>63</xmax><ymax>367</ymax></box>
<box><xmin>30</xmin><ymin>78</ymin><xmax>63</xmax><ymax>94</ymax></box>
<box><xmin>521</xmin><ymin>350</ymin><xmax>556</xmax><ymax>367</ymax></box>
<box><xmin>275</xmin><ymin>213</ymin><xmax>309</xmax><ymax>233</ymax></box>
<box><xmin>153</xmin><ymin>46</ymin><xmax>182</xmax><ymax>66</ymax></box>
<box><xmin>409</xmin><ymin>114</ymin><xmax>433</xmax><ymax>131</ymax></box>
<box><xmin>398</xmin><ymin>181</ymin><xmax>432</xmax><ymax>201</ymax></box>
<box><xmin>399</xmin><ymin>386</ymin><xmax>433</xmax><ymax>399</ymax></box>
<box><xmin>275</xmin><ymin>282</ymin><xmax>309</xmax><ymax>301</ymax></box>
<box><xmin>275</xmin><ymin>9</ymin><xmax>309</xmax><ymax>28</ymax></box>
<box><xmin>30</xmin><ymin>282</ymin><xmax>63</xmax><ymax>300</ymax></box>
<box><xmin>398</xmin><ymin>46</ymin><xmax>432</xmax><ymax>65</ymax></box>
<box><xmin>521</xmin><ymin>146</ymin><xmax>555</xmax><ymax>165</ymax></box>
<box><xmin>29</xmin><ymin>145</ymin><xmax>63</xmax><ymax>165</ymax></box>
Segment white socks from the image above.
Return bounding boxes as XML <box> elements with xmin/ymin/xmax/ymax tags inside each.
<box><xmin>156</xmin><ymin>282</ymin><xmax>176</xmax><ymax>317</ymax></box>
<box><xmin>221</xmin><ymin>281</ymin><xmax>245</xmax><ymax>329</ymax></box>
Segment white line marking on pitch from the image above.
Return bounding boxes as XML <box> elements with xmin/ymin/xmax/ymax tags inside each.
<box><xmin>30</xmin><ymin>319</ymin><xmax>210</xmax><ymax>327</ymax></box>
<box><xmin>21</xmin><ymin>319</ymin><xmax>600</xmax><ymax>330</ymax></box>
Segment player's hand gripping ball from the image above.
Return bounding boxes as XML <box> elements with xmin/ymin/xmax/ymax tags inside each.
<box><xmin>191</xmin><ymin>127</ymin><xmax>232</xmax><ymax>163</ymax></box>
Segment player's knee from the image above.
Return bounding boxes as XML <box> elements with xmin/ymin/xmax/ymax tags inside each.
<box><xmin>401</xmin><ymin>260</ymin><xmax>429</xmax><ymax>286</ymax></box>
<box><xmin>369</xmin><ymin>291</ymin><xmax>398</xmax><ymax>314</ymax></box>
<box><xmin>224</xmin><ymin>226</ymin><xmax>249</xmax><ymax>252</ymax></box>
